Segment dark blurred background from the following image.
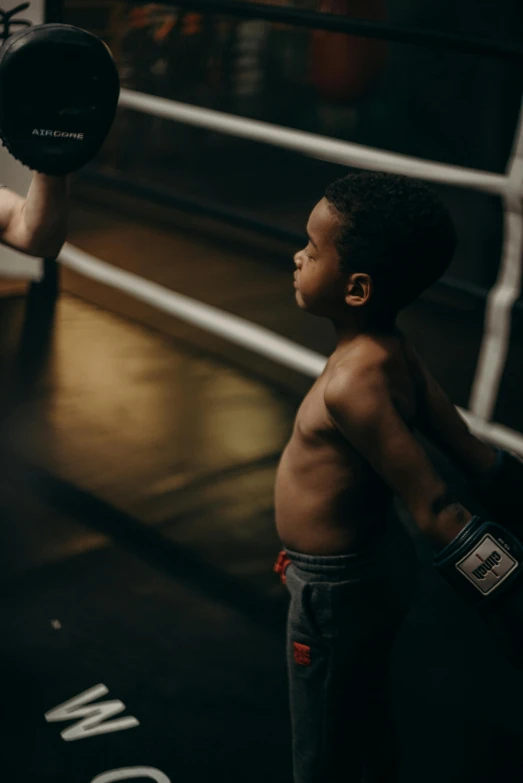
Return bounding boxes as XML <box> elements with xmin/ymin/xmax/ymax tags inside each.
<box><xmin>63</xmin><ymin>0</ymin><xmax>523</xmax><ymax>430</ymax></box>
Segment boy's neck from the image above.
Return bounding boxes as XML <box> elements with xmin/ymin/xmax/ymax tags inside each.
<box><xmin>331</xmin><ymin>314</ymin><xmax>398</xmax><ymax>347</ymax></box>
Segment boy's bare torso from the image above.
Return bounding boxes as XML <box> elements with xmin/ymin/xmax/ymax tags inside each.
<box><xmin>274</xmin><ymin>329</ymin><xmax>424</xmax><ymax>554</ymax></box>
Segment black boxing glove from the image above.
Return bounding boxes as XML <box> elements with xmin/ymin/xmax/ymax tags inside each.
<box><xmin>0</xmin><ymin>24</ymin><xmax>120</xmax><ymax>175</ymax></box>
<box><xmin>434</xmin><ymin>516</ymin><xmax>523</xmax><ymax>667</ymax></box>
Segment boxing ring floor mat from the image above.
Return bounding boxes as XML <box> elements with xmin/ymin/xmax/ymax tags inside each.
<box><xmin>0</xmin><ymin>201</ymin><xmax>521</xmax><ymax>780</ymax></box>
<box><xmin>0</xmin><ymin>300</ymin><xmax>521</xmax><ymax>783</ymax></box>
<box><xmin>0</xmin><ymin>290</ymin><xmax>293</xmax><ymax>783</ymax></box>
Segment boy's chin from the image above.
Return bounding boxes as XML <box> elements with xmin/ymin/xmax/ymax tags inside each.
<box><xmin>294</xmin><ymin>290</ymin><xmax>309</xmax><ymax>310</ymax></box>
<box><xmin>295</xmin><ymin>292</ymin><xmax>324</xmax><ymax>317</ymax></box>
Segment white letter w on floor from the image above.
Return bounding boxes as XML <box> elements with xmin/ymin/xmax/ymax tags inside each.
<box><xmin>45</xmin><ymin>684</ymin><xmax>140</xmax><ymax>741</ymax></box>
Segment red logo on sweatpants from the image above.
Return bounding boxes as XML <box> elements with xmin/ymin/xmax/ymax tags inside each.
<box><xmin>293</xmin><ymin>642</ymin><xmax>311</xmax><ymax>666</ymax></box>
<box><xmin>273</xmin><ymin>551</ymin><xmax>291</xmax><ymax>585</ymax></box>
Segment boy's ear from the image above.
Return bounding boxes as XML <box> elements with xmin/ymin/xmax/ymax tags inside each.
<box><xmin>345</xmin><ymin>273</ymin><xmax>373</xmax><ymax>306</ymax></box>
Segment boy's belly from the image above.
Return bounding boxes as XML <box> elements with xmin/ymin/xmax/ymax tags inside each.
<box><xmin>274</xmin><ymin>444</ymin><xmax>393</xmax><ymax>555</ymax></box>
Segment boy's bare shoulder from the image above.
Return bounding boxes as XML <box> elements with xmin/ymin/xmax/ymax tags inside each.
<box><xmin>324</xmin><ymin>347</ymin><xmax>389</xmax><ymax>419</ymax></box>
<box><xmin>326</xmin><ymin>333</ymin><xmax>402</xmax><ymax>393</ymax></box>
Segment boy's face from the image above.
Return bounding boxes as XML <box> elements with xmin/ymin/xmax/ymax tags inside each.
<box><xmin>293</xmin><ymin>198</ymin><xmax>346</xmax><ymax>316</ymax></box>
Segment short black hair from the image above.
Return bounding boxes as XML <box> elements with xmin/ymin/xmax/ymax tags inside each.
<box><xmin>324</xmin><ymin>171</ymin><xmax>457</xmax><ymax>318</ymax></box>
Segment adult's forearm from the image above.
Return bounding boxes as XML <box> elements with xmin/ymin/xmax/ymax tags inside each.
<box><xmin>22</xmin><ymin>172</ymin><xmax>69</xmax><ymax>257</ymax></box>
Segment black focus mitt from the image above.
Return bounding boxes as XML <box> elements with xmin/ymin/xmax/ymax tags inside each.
<box><xmin>0</xmin><ymin>23</ymin><xmax>120</xmax><ymax>175</ymax></box>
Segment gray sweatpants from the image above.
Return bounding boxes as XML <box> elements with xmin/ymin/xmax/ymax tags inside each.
<box><xmin>278</xmin><ymin>520</ymin><xmax>416</xmax><ymax>783</ymax></box>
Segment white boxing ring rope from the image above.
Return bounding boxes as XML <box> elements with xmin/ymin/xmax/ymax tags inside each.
<box><xmin>57</xmin><ymin>86</ymin><xmax>523</xmax><ymax>453</ymax></box>
<box><xmin>468</xmin><ymin>93</ymin><xmax>523</xmax><ymax>422</ymax></box>
<box><xmin>59</xmin><ymin>243</ymin><xmax>327</xmax><ymax>378</ymax></box>
<box><xmin>118</xmin><ymin>89</ymin><xmax>509</xmax><ymax>195</ymax></box>
<box><xmin>116</xmin><ymin>89</ymin><xmax>523</xmax><ymax>425</ymax></box>
<box><xmin>58</xmin><ymin>242</ymin><xmax>523</xmax><ymax>457</ymax></box>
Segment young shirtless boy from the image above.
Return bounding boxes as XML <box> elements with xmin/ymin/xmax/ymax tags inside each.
<box><xmin>273</xmin><ymin>171</ymin><xmax>523</xmax><ymax>783</ymax></box>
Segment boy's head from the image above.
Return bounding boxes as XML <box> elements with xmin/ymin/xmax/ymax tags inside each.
<box><xmin>293</xmin><ymin>171</ymin><xmax>457</xmax><ymax>324</ymax></box>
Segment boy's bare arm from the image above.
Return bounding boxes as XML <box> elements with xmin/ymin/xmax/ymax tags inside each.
<box><xmin>412</xmin><ymin>347</ymin><xmax>498</xmax><ymax>477</ymax></box>
<box><xmin>324</xmin><ymin>376</ymin><xmax>523</xmax><ymax>670</ymax></box>
<box><xmin>411</xmin><ymin>349</ymin><xmax>523</xmax><ymax>528</ymax></box>
<box><xmin>324</xmin><ymin>366</ymin><xmax>472</xmax><ymax>548</ymax></box>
